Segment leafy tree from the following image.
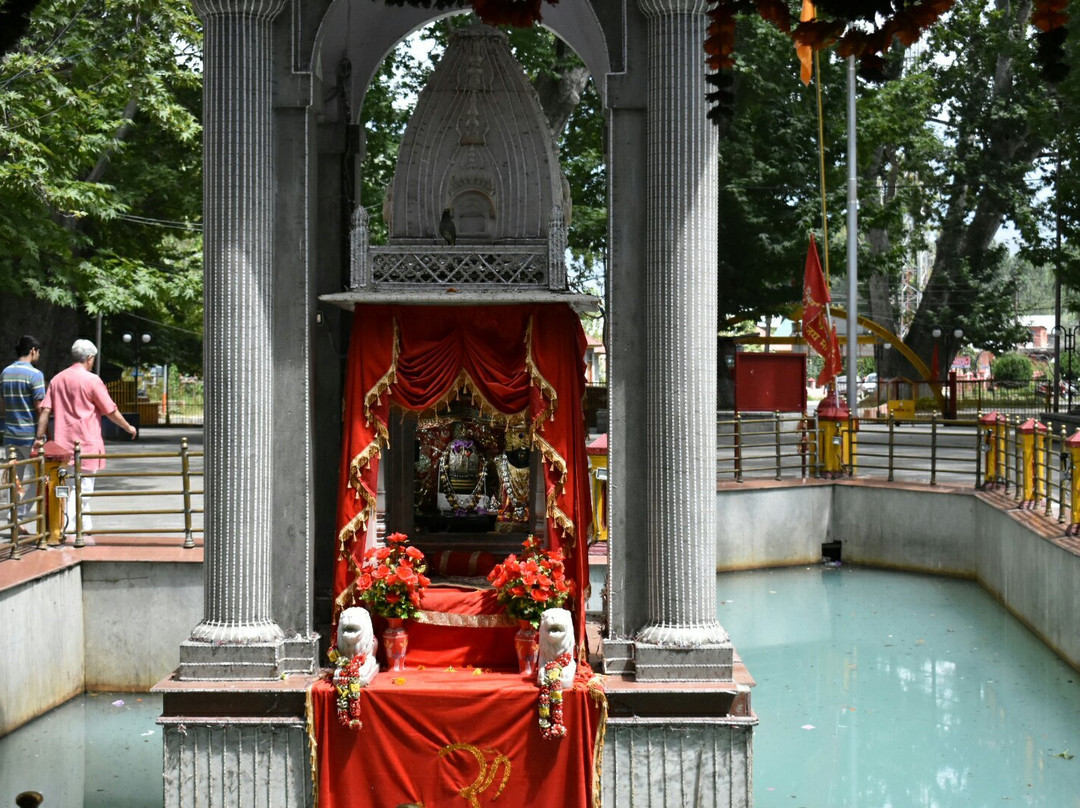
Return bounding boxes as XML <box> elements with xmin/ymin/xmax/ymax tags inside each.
<box><xmin>720</xmin><ymin>1</ymin><xmax>1067</xmax><ymax>385</ymax></box>
<box><xmin>0</xmin><ymin>0</ymin><xmax>203</xmax><ymax>373</ymax></box>
<box><xmin>991</xmin><ymin>351</ymin><xmax>1034</xmax><ymax>383</ymax></box>
<box><xmin>718</xmin><ymin>14</ymin><xmax>850</xmax><ymax>319</ymax></box>
<box><xmin>889</xmin><ymin>0</ymin><xmax>1050</xmax><ymax>378</ymax></box>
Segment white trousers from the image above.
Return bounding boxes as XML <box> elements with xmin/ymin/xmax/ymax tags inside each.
<box><xmin>65</xmin><ymin>473</ymin><xmax>96</xmax><ymax>535</ymax></box>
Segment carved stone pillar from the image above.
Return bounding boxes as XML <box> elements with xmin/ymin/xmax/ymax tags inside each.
<box><xmin>633</xmin><ymin>0</ymin><xmax>732</xmax><ymax>680</ymax></box>
<box><xmin>179</xmin><ymin>0</ymin><xmax>286</xmax><ymax>679</ymax></box>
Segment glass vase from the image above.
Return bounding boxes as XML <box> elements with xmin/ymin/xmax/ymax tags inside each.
<box><xmin>383</xmin><ymin>617</ymin><xmax>409</xmax><ymax>672</ymax></box>
<box><xmin>515</xmin><ymin>620</ymin><xmax>539</xmax><ymax>676</ymax></box>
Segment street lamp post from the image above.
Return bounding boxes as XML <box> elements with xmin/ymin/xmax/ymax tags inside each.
<box><xmin>931</xmin><ymin>327</ymin><xmax>964</xmax><ymax>419</ymax></box>
<box><xmin>122</xmin><ymin>332</ymin><xmax>152</xmax><ymax>411</ymax></box>
<box><xmin>1050</xmin><ymin>325</ymin><xmax>1079</xmax><ymax>413</ymax></box>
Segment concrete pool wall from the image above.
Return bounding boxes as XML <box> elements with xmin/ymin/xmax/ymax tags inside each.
<box><xmin>0</xmin><ymin>548</ymin><xmax>202</xmax><ymax>736</ymax></box>
<box><xmin>4</xmin><ymin>480</ymin><xmax>1080</xmax><ymax>737</ymax></box>
<box><xmin>716</xmin><ymin>480</ymin><xmax>1080</xmax><ymax>673</ymax></box>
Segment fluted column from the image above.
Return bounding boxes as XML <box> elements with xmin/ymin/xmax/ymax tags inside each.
<box><xmin>634</xmin><ymin>0</ymin><xmax>731</xmax><ymax>678</ymax></box>
<box><xmin>180</xmin><ymin>0</ymin><xmax>285</xmax><ymax>676</ymax></box>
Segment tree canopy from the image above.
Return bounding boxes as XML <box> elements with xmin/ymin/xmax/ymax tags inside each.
<box><xmin>718</xmin><ymin>0</ymin><xmax>1077</xmax><ymax>379</ymax></box>
<box><xmin>0</xmin><ymin>0</ymin><xmax>203</xmax><ymax>373</ymax></box>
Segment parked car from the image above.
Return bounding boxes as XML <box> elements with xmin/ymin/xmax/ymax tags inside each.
<box><xmin>861</xmin><ymin>373</ymin><xmax>878</xmax><ymax>395</ymax></box>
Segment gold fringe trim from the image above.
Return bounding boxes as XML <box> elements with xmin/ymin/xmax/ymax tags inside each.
<box><xmin>306</xmin><ymin>684</ymin><xmax>319</xmax><ymax>808</ymax></box>
<box><xmin>410</xmin><ymin>367</ymin><xmax>529</xmax><ymax>426</ymax></box>
<box><xmin>524</xmin><ymin>316</ymin><xmax>558</xmax><ymax>428</ymax></box>
<box><xmin>338</xmin><ymin>436</ymin><xmax>383</xmax><ymax>558</ymax></box>
<box><xmin>587</xmin><ymin>674</ymin><xmax>608</xmax><ymax>808</ymax></box>
<box><xmin>413</xmin><ymin>610</ymin><xmax>517</xmax><ymax>628</ymax></box>
<box><xmin>534</xmin><ymin>434</ymin><xmax>576</xmax><ymax>542</ymax></box>
<box><xmin>363</xmin><ymin>319</ymin><xmax>400</xmax><ymax>441</ymax></box>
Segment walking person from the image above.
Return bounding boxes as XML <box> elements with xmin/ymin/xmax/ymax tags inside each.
<box><xmin>2</xmin><ymin>335</ymin><xmax>46</xmax><ymax>533</ymax></box>
<box><xmin>36</xmin><ymin>339</ymin><xmax>136</xmax><ymax>539</ymax></box>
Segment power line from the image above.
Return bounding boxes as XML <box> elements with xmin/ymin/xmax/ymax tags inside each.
<box><xmin>114</xmin><ymin>213</ymin><xmax>202</xmax><ymax>231</ymax></box>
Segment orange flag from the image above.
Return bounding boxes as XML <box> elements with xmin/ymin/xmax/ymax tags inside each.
<box><xmin>802</xmin><ymin>234</ymin><xmax>843</xmax><ymax>386</ymax></box>
<box><xmin>797</xmin><ymin>0</ymin><xmax>815</xmax><ymax>85</ymax></box>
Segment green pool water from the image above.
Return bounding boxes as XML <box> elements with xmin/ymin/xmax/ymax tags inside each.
<box><xmin>3</xmin><ymin>567</ymin><xmax>1079</xmax><ymax>807</ymax></box>
<box><xmin>718</xmin><ymin>566</ymin><xmax>1080</xmax><ymax>807</ymax></box>
<box><xmin>0</xmin><ymin>692</ymin><xmax>162</xmax><ymax>808</ymax></box>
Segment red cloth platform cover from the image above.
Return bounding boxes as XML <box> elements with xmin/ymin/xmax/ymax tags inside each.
<box><xmin>334</xmin><ymin>304</ymin><xmax>593</xmax><ymax>646</ymax></box>
<box><xmin>309</xmin><ymin>670</ymin><xmax>604</xmax><ymax>808</ymax></box>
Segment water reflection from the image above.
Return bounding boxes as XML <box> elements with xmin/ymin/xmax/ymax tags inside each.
<box><xmin>719</xmin><ymin>566</ymin><xmax>1080</xmax><ymax>807</ymax></box>
<box><xmin>0</xmin><ymin>693</ymin><xmax>162</xmax><ymax>808</ymax></box>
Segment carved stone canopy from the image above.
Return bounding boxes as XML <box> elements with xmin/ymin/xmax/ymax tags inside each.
<box><xmin>330</xmin><ymin>19</ymin><xmax>586</xmax><ymax>300</ymax></box>
<box><xmin>385</xmin><ymin>22</ymin><xmax>570</xmax><ymax>245</ymax></box>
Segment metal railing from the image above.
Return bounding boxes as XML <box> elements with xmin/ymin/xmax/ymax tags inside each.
<box><xmin>1</xmin><ymin>449</ymin><xmax>47</xmax><ymax>559</ymax></box>
<box><xmin>717</xmin><ymin>410</ymin><xmax>1079</xmax><ymax>532</ymax></box>
<box><xmin>1</xmin><ymin>438</ymin><xmax>204</xmax><ymax>560</ymax></box>
<box><xmin>717</xmin><ymin>412</ymin><xmax>819</xmax><ymax>482</ymax></box>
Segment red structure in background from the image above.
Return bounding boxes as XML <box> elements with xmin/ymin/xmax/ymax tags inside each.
<box><xmin>734</xmin><ymin>353</ymin><xmax>807</xmax><ymax>413</ymax></box>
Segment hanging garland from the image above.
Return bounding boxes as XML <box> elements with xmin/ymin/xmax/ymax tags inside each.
<box><xmin>538</xmin><ymin>651</ymin><xmax>572</xmax><ymax>740</ymax></box>
<box><xmin>704</xmin><ymin>0</ymin><xmax>1070</xmax><ymax>126</ymax></box>
<box><xmin>330</xmin><ymin>651</ymin><xmax>368</xmax><ymax>729</ymax></box>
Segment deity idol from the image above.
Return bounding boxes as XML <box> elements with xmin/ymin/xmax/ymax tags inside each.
<box><xmin>493</xmin><ymin>420</ymin><xmax>531</xmax><ymax>533</ymax></box>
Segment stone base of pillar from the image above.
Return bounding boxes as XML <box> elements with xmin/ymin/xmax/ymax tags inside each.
<box><xmin>280</xmin><ymin>633</ymin><xmax>320</xmax><ymax>675</ymax></box>
<box><xmin>633</xmin><ymin>641</ymin><xmax>734</xmax><ymax>681</ymax></box>
<box><xmin>602</xmin><ymin>675</ymin><xmax>755</xmax><ymax>807</ymax></box>
<box><xmin>157</xmin><ymin>676</ymin><xmax>313</xmax><ymax>808</ymax></box>
<box><xmin>603</xmin><ymin>718</ymin><xmax>754</xmax><ymax>807</ymax></box>
<box><xmin>600</xmin><ymin>637</ymin><xmax>636</xmax><ymax>675</ymax></box>
<box><xmin>178</xmin><ymin>638</ymin><xmax>285</xmax><ymax>680</ymax></box>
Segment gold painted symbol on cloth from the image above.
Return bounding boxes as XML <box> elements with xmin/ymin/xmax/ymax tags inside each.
<box><xmin>438</xmin><ymin>743</ymin><xmax>511</xmax><ymax>807</ymax></box>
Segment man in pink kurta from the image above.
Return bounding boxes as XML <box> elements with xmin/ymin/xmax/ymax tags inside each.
<box><xmin>37</xmin><ymin>339</ymin><xmax>137</xmax><ymax>536</ymax></box>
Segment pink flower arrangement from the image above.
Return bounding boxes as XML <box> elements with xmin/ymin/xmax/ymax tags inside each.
<box><xmin>487</xmin><ymin>535</ymin><xmax>572</xmax><ymax>627</ymax></box>
<box><xmin>356</xmin><ymin>532</ymin><xmax>431</xmax><ymax>620</ymax></box>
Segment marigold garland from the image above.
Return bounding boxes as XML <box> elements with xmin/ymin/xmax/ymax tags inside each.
<box><xmin>330</xmin><ymin>652</ymin><xmax>367</xmax><ymax>729</ymax></box>
<box><xmin>538</xmin><ymin>651</ymin><xmax>572</xmax><ymax>740</ymax></box>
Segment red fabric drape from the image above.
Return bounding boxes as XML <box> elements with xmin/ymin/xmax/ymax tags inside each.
<box><xmin>310</xmin><ymin>670</ymin><xmax>603</xmax><ymax>808</ymax></box>
<box><xmin>334</xmin><ymin>303</ymin><xmax>592</xmax><ymax>646</ymax></box>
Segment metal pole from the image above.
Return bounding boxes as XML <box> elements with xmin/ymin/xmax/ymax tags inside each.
<box><xmin>846</xmin><ymin>55</ymin><xmax>859</xmax><ymax>412</ymax></box>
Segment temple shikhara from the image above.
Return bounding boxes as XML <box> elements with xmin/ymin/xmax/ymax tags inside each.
<box><xmin>159</xmin><ymin>2</ymin><xmax>753</xmax><ymax>806</ymax></box>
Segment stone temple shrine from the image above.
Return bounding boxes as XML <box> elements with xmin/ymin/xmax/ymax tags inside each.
<box><xmin>158</xmin><ymin>1</ymin><xmax>754</xmax><ymax>806</ymax></box>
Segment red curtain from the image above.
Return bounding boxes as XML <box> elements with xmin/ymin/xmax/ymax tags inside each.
<box><xmin>310</xmin><ymin>670</ymin><xmax>604</xmax><ymax>808</ymax></box>
<box><xmin>334</xmin><ymin>303</ymin><xmax>593</xmax><ymax>646</ymax></box>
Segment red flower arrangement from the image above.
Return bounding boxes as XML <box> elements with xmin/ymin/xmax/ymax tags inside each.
<box><xmin>356</xmin><ymin>532</ymin><xmax>431</xmax><ymax>620</ymax></box>
<box><xmin>487</xmin><ymin>535</ymin><xmax>572</xmax><ymax>627</ymax></box>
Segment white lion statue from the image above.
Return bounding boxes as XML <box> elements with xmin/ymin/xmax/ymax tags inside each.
<box><xmin>537</xmin><ymin>607</ymin><xmax>576</xmax><ymax>688</ymax></box>
<box><xmin>336</xmin><ymin>607</ymin><xmax>379</xmax><ymax>686</ymax></box>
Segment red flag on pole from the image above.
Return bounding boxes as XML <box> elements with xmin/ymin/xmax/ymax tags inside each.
<box><xmin>801</xmin><ymin>234</ymin><xmax>843</xmax><ymax>387</ymax></box>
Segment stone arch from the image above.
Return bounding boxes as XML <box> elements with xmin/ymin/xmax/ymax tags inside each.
<box><xmin>311</xmin><ymin>2</ymin><xmax>612</xmax><ymax>126</ymax></box>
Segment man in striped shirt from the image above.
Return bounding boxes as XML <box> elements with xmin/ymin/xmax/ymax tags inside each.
<box><xmin>2</xmin><ymin>335</ymin><xmax>45</xmax><ymax>531</ymax></box>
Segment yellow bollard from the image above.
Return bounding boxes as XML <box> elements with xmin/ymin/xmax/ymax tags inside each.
<box><xmin>816</xmin><ymin>395</ymin><xmax>855</xmax><ymax>479</ymax></box>
<box><xmin>1018</xmin><ymin>418</ymin><xmax>1047</xmax><ymax>509</ymax></box>
<box><xmin>978</xmin><ymin>410</ymin><xmax>1007</xmax><ymax>489</ymax></box>
<box><xmin>586</xmin><ymin>433</ymin><xmax>608</xmax><ymax>542</ymax></box>
<box><xmin>1066</xmin><ymin>429</ymin><xmax>1080</xmax><ymax>535</ymax></box>
<box><xmin>42</xmin><ymin>441</ymin><xmax>72</xmax><ymax>545</ymax></box>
